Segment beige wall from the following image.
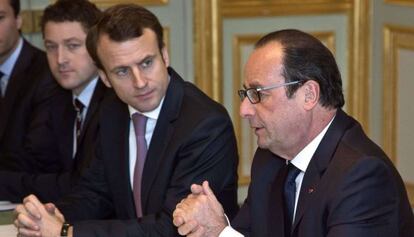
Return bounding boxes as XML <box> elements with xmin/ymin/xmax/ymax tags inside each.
<box><xmin>20</xmin><ymin>0</ymin><xmax>414</xmax><ymax>205</ymax></box>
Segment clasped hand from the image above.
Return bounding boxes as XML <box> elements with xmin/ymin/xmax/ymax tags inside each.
<box><xmin>13</xmin><ymin>194</ymin><xmax>65</xmax><ymax>237</ymax></box>
<box><xmin>173</xmin><ymin>181</ymin><xmax>227</xmax><ymax>237</ymax></box>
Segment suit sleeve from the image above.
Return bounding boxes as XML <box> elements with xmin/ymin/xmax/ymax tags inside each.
<box><xmin>0</xmin><ymin>171</ymin><xmax>72</xmax><ymax>203</ymax></box>
<box><xmin>71</xmin><ymin>112</ymin><xmax>239</xmax><ymax>237</ymax></box>
<box><xmin>326</xmin><ymin>157</ymin><xmax>401</xmax><ymax>236</ymax></box>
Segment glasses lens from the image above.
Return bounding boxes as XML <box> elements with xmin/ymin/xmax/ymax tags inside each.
<box><xmin>238</xmin><ymin>90</ymin><xmax>246</xmax><ymax>101</ymax></box>
<box><xmin>246</xmin><ymin>89</ymin><xmax>259</xmax><ymax>104</ymax></box>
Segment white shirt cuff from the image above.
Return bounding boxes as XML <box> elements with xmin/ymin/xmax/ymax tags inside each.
<box><xmin>219</xmin><ymin>226</ymin><xmax>244</xmax><ymax>237</ymax></box>
<box><xmin>218</xmin><ymin>215</ymin><xmax>244</xmax><ymax>237</ymax></box>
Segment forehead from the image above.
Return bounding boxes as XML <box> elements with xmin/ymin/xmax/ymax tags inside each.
<box><xmin>97</xmin><ymin>29</ymin><xmax>159</xmax><ymax>67</ymax></box>
<box><xmin>44</xmin><ymin>21</ymin><xmax>87</xmax><ymax>40</ymax></box>
<box><xmin>244</xmin><ymin>42</ymin><xmax>285</xmax><ymax>86</ymax></box>
<box><xmin>0</xmin><ymin>0</ymin><xmax>12</xmax><ymax>12</ymax></box>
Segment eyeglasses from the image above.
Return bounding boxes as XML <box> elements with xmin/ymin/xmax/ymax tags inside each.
<box><xmin>238</xmin><ymin>81</ymin><xmax>300</xmax><ymax>104</ymax></box>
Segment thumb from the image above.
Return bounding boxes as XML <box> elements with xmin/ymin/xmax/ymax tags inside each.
<box><xmin>190</xmin><ymin>183</ymin><xmax>204</xmax><ymax>195</ymax></box>
<box><xmin>202</xmin><ymin>181</ymin><xmax>218</xmax><ymax>203</ymax></box>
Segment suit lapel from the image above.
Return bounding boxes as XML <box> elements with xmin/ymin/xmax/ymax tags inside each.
<box><xmin>292</xmin><ymin>110</ymin><xmax>353</xmax><ymax>232</ymax></box>
<box><xmin>141</xmin><ymin>68</ymin><xmax>183</xmax><ymax>212</ymax></box>
<box><xmin>59</xmin><ymin>95</ymin><xmax>76</xmax><ymax>164</ymax></box>
<box><xmin>101</xmin><ymin>93</ymin><xmax>136</xmax><ymax>217</ymax></box>
<box><xmin>268</xmin><ymin>160</ymin><xmax>288</xmax><ymax>237</ymax></box>
<box><xmin>0</xmin><ymin>41</ymin><xmax>33</xmax><ymax>140</ymax></box>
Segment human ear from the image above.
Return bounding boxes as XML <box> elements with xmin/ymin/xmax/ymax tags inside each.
<box><xmin>303</xmin><ymin>80</ymin><xmax>319</xmax><ymax>110</ymax></box>
<box><xmin>98</xmin><ymin>70</ymin><xmax>112</xmax><ymax>88</ymax></box>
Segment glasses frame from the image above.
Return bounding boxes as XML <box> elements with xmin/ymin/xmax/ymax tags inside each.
<box><xmin>238</xmin><ymin>80</ymin><xmax>300</xmax><ymax>104</ymax></box>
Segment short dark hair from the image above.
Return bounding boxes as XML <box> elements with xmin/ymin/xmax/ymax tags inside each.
<box><xmin>86</xmin><ymin>4</ymin><xmax>164</xmax><ymax>70</ymax></box>
<box><xmin>9</xmin><ymin>0</ymin><xmax>20</xmax><ymax>16</ymax></box>
<box><xmin>40</xmin><ymin>0</ymin><xmax>101</xmax><ymax>36</ymax></box>
<box><xmin>255</xmin><ymin>29</ymin><xmax>345</xmax><ymax>109</ymax></box>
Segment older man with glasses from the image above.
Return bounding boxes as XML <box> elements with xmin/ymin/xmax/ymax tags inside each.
<box><xmin>173</xmin><ymin>29</ymin><xmax>414</xmax><ymax>237</ymax></box>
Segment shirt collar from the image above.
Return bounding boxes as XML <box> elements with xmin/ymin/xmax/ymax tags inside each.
<box><xmin>73</xmin><ymin>76</ymin><xmax>98</xmax><ymax>108</ymax></box>
<box><xmin>290</xmin><ymin>116</ymin><xmax>335</xmax><ymax>172</ymax></box>
<box><xmin>128</xmin><ymin>96</ymin><xmax>165</xmax><ymax>121</ymax></box>
<box><xmin>0</xmin><ymin>37</ymin><xmax>23</xmax><ymax>76</ymax></box>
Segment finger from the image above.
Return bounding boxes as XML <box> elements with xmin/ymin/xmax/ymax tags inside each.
<box><xmin>190</xmin><ymin>183</ymin><xmax>204</xmax><ymax>195</ymax></box>
<box><xmin>53</xmin><ymin>206</ymin><xmax>65</xmax><ymax>222</ymax></box>
<box><xmin>16</xmin><ymin>213</ymin><xmax>39</xmax><ymax>231</ymax></box>
<box><xmin>17</xmin><ymin>226</ymin><xmax>41</xmax><ymax>237</ymax></box>
<box><xmin>24</xmin><ymin>201</ymin><xmax>41</xmax><ymax>220</ymax></box>
<box><xmin>177</xmin><ymin>219</ymin><xmax>199</xmax><ymax>236</ymax></box>
<box><xmin>202</xmin><ymin>181</ymin><xmax>219</xmax><ymax>203</ymax></box>
<box><xmin>172</xmin><ymin>215</ymin><xmax>184</xmax><ymax>227</ymax></box>
<box><xmin>23</xmin><ymin>195</ymin><xmax>45</xmax><ymax>212</ymax></box>
<box><xmin>44</xmin><ymin>203</ymin><xmax>56</xmax><ymax>214</ymax></box>
<box><xmin>14</xmin><ymin>204</ymin><xmax>28</xmax><ymax>219</ymax></box>
<box><xmin>187</xmin><ymin>225</ymin><xmax>205</xmax><ymax>237</ymax></box>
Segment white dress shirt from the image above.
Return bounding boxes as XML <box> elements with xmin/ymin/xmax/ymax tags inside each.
<box><xmin>219</xmin><ymin>117</ymin><xmax>335</xmax><ymax>237</ymax></box>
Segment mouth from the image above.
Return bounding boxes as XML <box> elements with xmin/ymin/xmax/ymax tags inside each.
<box><xmin>135</xmin><ymin>89</ymin><xmax>154</xmax><ymax>100</ymax></box>
<box><xmin>58</xmin><ymin>70</ymin><xmax>73</xmax><ymax>75</ymax></box>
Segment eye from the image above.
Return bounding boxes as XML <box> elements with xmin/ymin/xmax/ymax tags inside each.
<box><xmin>114</xmin><ymin>67</ymin><xmax>130</xmax><ymax>77</ymax></box>
<box><xmin>141</xmin><ymin>58</ymin><xmax>153</xmax><ymax>69</ymax></box>
<box><xmin>67</xmin><ymin>43</ymin><xmax>81</xmax><ymax>50</ymax></box>
<box><xmin>44</xmin><ymin>43</ymin><xmax>57</xmax><ymax>52</ymax></box>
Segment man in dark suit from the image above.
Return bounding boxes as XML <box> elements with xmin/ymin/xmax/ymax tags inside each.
<box><xmin>14</xmin><ymin>4</ymin><xmax>238</xmax><ymax>237</ymax></box>
<box><xmin>173</xmin><ymin>29</ymin><xmax>414</xmax><ymax>237</ymax></box>
<box><xmin>0</xmin><ymin>0</ymin><xmax>58</xmax><ymax>170</ymax></box>
<box><xmin>0</xmin><ymin>0</ymin><xmax>108</xmax><ymax>202</ymax></box>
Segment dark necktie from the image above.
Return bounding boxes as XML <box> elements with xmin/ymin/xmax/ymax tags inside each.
<box><xmin>284</xmin><ymin>163</ymin><xmax>301</xmax><ymax>234</ymax></box>
<box><xmin>73</xmin><ymin>98</ymin><xmax>85</xmax><ymax>143</ymax></box>
<box><xmin>0</xmin><ymin>71</ymin><xmax>4</xmax><ymax>109</ymax></box>
<box><xmin>131</xmin><ymin>113</ymin><xmax>148</xmax><ymax>217</ymax></box>
<box><xmin>0</xmin><ymin>70</ymin><xmax>4</xmax><ymax>97</ymax></box>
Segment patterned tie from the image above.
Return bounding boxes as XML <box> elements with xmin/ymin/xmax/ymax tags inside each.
<box><xmin>284</xmin><ymin>163</ymin><xmax>301</xmax><ymax>235</ymax></box>
<box><xmin>131</xmin><ymin>113</ymin><xmax>148</xmax><ymax>217</ymax></box>
<box><xmin>73</xmin><ymin>98</ymin><xmax>84</xmax><ymax>143</ymax></box>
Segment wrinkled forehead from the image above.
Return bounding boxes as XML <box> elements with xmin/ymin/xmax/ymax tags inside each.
<box><xmin>244</xmin><ymin>43</ymin><xmax>285</xmax><ymax>86</ymax></box>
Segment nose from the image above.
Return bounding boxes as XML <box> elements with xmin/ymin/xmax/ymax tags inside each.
<box><xmin>57</xmin><ymin>46</ymin><xmax>68</xmax><ymax>65</ymax></box>
<box><xmin>131</xmin><ymin>68</ymin><xmax>147</xmax><ymax>89</ymax></box>
<box><xmin>239</xmin><ymin>97</ymin><xmax>255</xmax><ymax>119</ymax></box>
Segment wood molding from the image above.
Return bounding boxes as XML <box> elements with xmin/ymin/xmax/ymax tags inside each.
<box><xmin>384</xmin><ymin>0</ymin><xmax>414</xmax><ymax>7</ymax></box>
<box><xmin>193</xmin><ymin>0</ymin><xmax>222</xmax><ymax>102</ymax></box>
<box><xmin>21</xmin><ymin>10</ymin><xmax>43</xmax><ymax>34</ymax></box>
<box><xmin>382</xmin><ymin>24</ymin><xmax>414</xmax><ymax>206</ymax></box>
<box><xmin>90</xmin><ymin>0</ymin><xmax>169</xmax><ymax>7</ymax></box>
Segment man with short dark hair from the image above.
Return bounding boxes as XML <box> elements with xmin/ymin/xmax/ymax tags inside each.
<box><xmin>173</xmin><ymin>29</ymin><xmax>414</xmax><ymax>237</ymax></box>
<box><xmin>14</xmin><ymin>4</ymin><xmax>239</xmax><ymax>237</ymax></box>
<box><xmin>0</xmin><ymin>0</ymin><xmax>57</xmax><ymax>170</ymax></box>
<box><xmin>0</xmin><ymin>0</ymin><xmax>108</xmax><ymax>202</ymax></box>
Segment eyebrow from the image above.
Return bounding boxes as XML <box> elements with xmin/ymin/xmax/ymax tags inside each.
<box><xmin>138</xmin><ymin>54</ymin><xmax>155</xmax><ymax>65</ymax></box>
<box><xmin>63</xmin><ymin>38</ymin><xmax>83</xmax><ymax>43</ymax></box>
<box><xmin>243</xmin><ymin>81</ymin><xmax>262</xmax><ymax>89</ymax></box>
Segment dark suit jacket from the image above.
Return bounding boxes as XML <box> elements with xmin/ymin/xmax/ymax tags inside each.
<box><xmin>0</xmin><ymin>39</ymin><xmax>59</xmax><ymax>170</ymax></box>
<box><xmin>232</xmin><ymin>109</ymin><xmax>414</xmax><ymax>237</ymax></box>
<box><xmin>0</xmin><ymin>79</ymin><xmax>109</xmax><ymax>202</ymax></box>
<box><xmin>57</xmin><ymin>68</ymin><xmax>239</xmax><ymax>237</ymax></box>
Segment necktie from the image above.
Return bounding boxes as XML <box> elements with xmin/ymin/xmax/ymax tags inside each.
<box><xmin>0</xmin><ymin>71</ymin><xmax>4</xmax><ymax>97</ymax></box>
<box><xmin>284</xmin><ymin>163</ymin><xmax>301</xmax><ymax>234</ymax></box>
<box><xmin>0</xmin><ymin>71</ymin><xmax>4</xmax><ymax>109</ymax></box>
<box><xmin>131</xmin><ymin>113</ymin><xmax>148</xmax><ymax>217</ymax></box>
<box><xmin>73</xmin><ymin>98</ymin><xmax>85</xmax><ymax>143</ymax></box>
